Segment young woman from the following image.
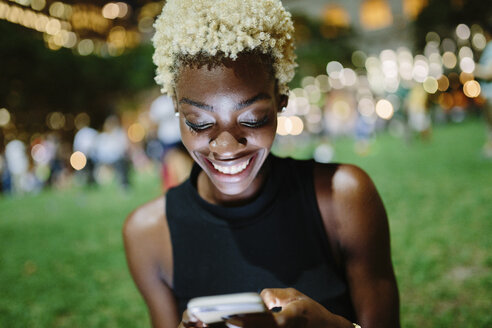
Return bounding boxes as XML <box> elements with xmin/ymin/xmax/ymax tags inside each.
<box><xmin>123</xmin><ymin>1</ymin><xmax>400</xmax><ymax>327</ymax></box>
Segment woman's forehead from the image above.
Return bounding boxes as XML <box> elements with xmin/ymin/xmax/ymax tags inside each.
<box><xmin>175</xmin><ymin>57</ymin><xmax>276</xmax><ymax>101</ymax></box>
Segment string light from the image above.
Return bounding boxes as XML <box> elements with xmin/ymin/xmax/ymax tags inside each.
<box><xmin>1</xmin><ymin>0</ymin><xmax>143</xmax><ymax>56</ymax></box>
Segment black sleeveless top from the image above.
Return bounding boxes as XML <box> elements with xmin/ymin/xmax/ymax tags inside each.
<box><xmin>166</xmin><ymin>154</ymin><xmax>355</xmax><ymax>321</ymax></box>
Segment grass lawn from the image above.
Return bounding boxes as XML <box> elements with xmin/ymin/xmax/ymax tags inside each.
<box><xmin>1</xmin><ymin>119</ymin><xmax>491</xmax><ymax>327</ymax></box>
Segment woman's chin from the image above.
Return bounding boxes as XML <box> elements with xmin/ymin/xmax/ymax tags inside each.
<box><xmin>201</xmin><ymin>149</ymin><xmax>269</xmax><ymax>200</ymax></box>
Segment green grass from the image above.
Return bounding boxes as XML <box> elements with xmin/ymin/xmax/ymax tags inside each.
<box><xmin>1</xmin><ymin>119</ymin><xmax>491</xmax><ymax>327</ymax></box>
<box><xmin>328</xmin><ymin>120</ymin><xmax>492</xmax><ymax>327</ymax></box>
<box><xmin>0</xmin><ymin>175</ymin><xmax>160</xmax><ymax>327</ymax></box>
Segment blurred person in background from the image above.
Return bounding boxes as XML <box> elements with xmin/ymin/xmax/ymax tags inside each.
<box><xmin>73</xmin><ymin>125</ymin><xmax>98</xmax><ymax>185</ymax></box>
<box><xmin>149</xmin><ymin>94</ymin><xmax>193</xmax><ymax>191</ymax></box>
<box><xmin>5</xmin><ymin>139</ymin><xmax>29</xmax><ymax>194</ymax></box>
<box><xmin>94</xmin><ymin>115</ymin><xmax>130</xmax><ymax>188</ymax></box>
<box><xmin>405</xmin><ymin>84</ymin><xmax>431</xmax><ymax>140</ymax></box>
<box><xmin>475</xmin><ymin>25</ymin><xmax>492</xmax><ymax>158</ymax></box>
<box><xmin>0</xmin><ymin>152</ymin><xmax>12</xmax><ymax>194</ymax></box>
<box><xmin>123</xmin><ymin>1</ymin><xmax>400</xmax><ymax>328</ymax></box>
<box><xmin>46</xmin><ymin>134</ymin><xmax>72</xmax><ymax>189</ymax></box>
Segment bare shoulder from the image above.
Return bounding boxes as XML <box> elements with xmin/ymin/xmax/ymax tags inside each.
<box><xmin>123</xmin><ymin>195</ymin><xmax>173</xmax><ymax>286</ymax></box>
<box><xmin>313</xmin><ymin>162</ymin><xmax>387</xmax><ymax>250</ymax></box>
<box><xmin>314</xmin><ymin>162</ymin><xmax>376</xmax><ymax>199</ymax></box>
<box><xmin>124</xmin><ymin>195</ymin><xmax>168</xmax><ymax>236</ymax></box>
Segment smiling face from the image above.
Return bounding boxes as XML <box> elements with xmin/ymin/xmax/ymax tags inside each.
<box><xmin>174</xmin><ymin>54</ymin><xmax>287</xmax><ymax>203</ymax></box>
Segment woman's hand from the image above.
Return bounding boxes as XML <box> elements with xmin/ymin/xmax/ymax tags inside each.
<box><xmin>178</xmin><ymin>309</ymin><xmax>208</xmax><ymax>328</ymax></box>
<box><xmin>260</xmin><ymin>288</ymin><xmax>353</xmax><ymax>328</ymax></box>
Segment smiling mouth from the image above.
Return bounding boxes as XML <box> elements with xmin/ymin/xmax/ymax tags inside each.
<box><xmin>211</xmin><ymin>158</ymin><xmax>251</xmax><ymax>175</ymax></box>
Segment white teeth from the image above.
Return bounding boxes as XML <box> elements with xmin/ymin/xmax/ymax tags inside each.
<box><xmin>212</xmin><ymin>158</ymin><xmax>251</xmax><ymax>175</ymax></box>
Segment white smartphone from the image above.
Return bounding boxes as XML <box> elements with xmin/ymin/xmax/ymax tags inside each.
<box><xmin>187</xmin><ymin>292</ymin><xmax>267</xmax><ymax>324</ymax></box>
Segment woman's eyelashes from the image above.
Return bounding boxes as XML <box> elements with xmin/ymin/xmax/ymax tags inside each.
<box><xmin>184</xmin><ymin>116</ymin><xmax>269</xmax><ymax>132</ymax></box>
<box><xmin>185</xmin><ymin>120</ymin><xmax>213</xmax><ymax>132</ymax></box>
<box><xmin>240</xmin><ymin>115</ymin><xmax>269</xmax><ymax>128</ymax></box>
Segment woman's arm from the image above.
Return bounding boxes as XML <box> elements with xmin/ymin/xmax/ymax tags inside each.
<box><xmin>123</xmin><ymin>196</ymin><xmax>180</xmax><ymax>328</ymax></box>
<box><xmin>315</xmin><ymin>163</ymin><xmax>400</xmax><ymax>328</ymax></box>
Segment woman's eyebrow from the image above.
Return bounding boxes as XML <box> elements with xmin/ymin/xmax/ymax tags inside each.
<box><xmin>179</xmin><ymin>93</ymin><xmax>271</xmax><ymax>112</ymax></box>
<box><xmin>179</xmin><ymin>98</ymin><xmax>214</xmax><ymax>111</ymax></box>
<box><xmin>235</xmin><ymin>93</ymin><xmax>271</xmax><ymax>110</ymax></box>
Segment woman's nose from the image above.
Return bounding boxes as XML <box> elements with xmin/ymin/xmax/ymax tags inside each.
<box><xmin>209</xmin><ymin>131</ymin><xmax>247</xmax><ymax>158</ymax></box>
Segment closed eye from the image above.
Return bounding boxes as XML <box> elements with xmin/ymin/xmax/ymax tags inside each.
<box><xmin>185</xmin><ymin>120</ymin><xmax>213</xmax><ymax>131</ymax></box>
<box><xmin>240</xmin><ymin>116</ymin><xmax>269</xmax><ymax>128</ymax></box>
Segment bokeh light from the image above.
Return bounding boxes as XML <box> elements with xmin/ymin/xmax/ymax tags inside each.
<box><xmin>456</xmin><ymin>23</ymin><xmax>471</xmax><ymax>40</ymax></box>
<box><xmin>102</xmin><ymin>3</ymin><xmax>119</xmax><ymax>19</ymax></box>
<box><xmin>31</xmin><ymin>144</ymin><xmax>50</xmax><ymax>164</ymax></box>
<box><xmin>306</xmin><ymin>105</ymin><xmax>322</xmax><ymax>124</ymax></box>
<box><xmin>74</xmin><ymin>112</ymin><xmax>90</xmax><ymax>129</ymax></box>
<box><xmin>314</xmin><ymin>75</ymin><xmax>330</xmax><ymax>93</ymax></box>
<box><xmin>437</xmin><ymin>75</ymin><xmax>450</xmax><ymax>91</ymax></box>
<box><xmin>46</xmin><ymin>112</ymin><xmax>65</xmax><ymax>130</ymax></box>
<box><xmin>30</xmin><ymin>0</ymin><xmax>46</xmax><ymax>11</ymax></box>
<box><xmin>340</xmin><ymin>68</ymin><xmax>357</xmax><ymax>86</ymax></box>
<box><xmin>77</xmin><ymin>39</ymin><xmax>94</xmax><ymax>56</ymax></box>
<box><xmin>276</xmin><ymin>116</ymin><xmax>289</xmax><ymax>136</ymax></box>
<box><xmin>352</xmin><ymin>50</ymin><xmax>367</xmax><ymax>68</ymax></box>
<box><xmin>0</xmin><ymin>108</ymin><xmax>11</xmax><ymax>126</ymax></box>
<box><xmin>472</xmin><ymin>33</ymin><xmax>486</xmax><ymax>50</ymax></box>
<box><xmin>423</xmin><ymin>77</ymin><xmax>438</xmax><ymax>94</ymax></box>
<box><xmin>441</xmin><ymin>38</ymin><xmax>456</xmax><ymax>53</ymax></box>
<box><xmin>463</xmin><ymin>80</ymin><xmax>481</xmax><ymax>98</ymax></box>
<box><xmin>398</xmin><ymin>48</ymin><xmax>414</xmax><ymax>80</ymax></box>
<box><xmin>289</xmin><ymin>116</ymin><xmax>304</xmax><ymax>136</ymax></box>
<box><xmin>439</xmin><ymin>93</ymin><xmax>454</xmax><ymax>110</ymax></box>
<box><xmin>70</xmin><ymin>151</ymin><xmax>87</xmax><ymax>170</ymax></box>
<box><xmin>458</xmin><ymin>47</ymin><xmax>473</xmax><ymax>60</ymax></box>
<box><xmin>459</xmin><ymin>57</ymin><xmax>475</xmax><ymax>73</ymax></box>
<box><xmin>358</xmin><ymin>98</ymin><xmax>375</xmax><ymax>117</ymax></box>
<box><xmin>412</xmin><ymin>56</ymin><xmax>429</xmax><ymax>83</ymax></box>
<box><xmin>442</xmin><ymin>52</ymin><xmax>457</xmax><ymax>69</ymax></box>
<box><xmin>305</xmin><ymin>85</ymin><xmax>321</xmax><ymax>104</ymax></box>
<box><xmin>116</xmin><ymin>2</ymin><xmax>128</xmax><ymax>18</ymax></box>
<box><xmin>332</xmin><ymin>100</ymin><xmax>352</xmax><ymax>121</ymax></box>
<box><xmin>276</xmin><ymin>116</ymin><xmax>303</xmax><ymax>136</ymax></box>
<box><xmin>138</xmin><ymin>16</ymin><xmax>154</xmax><ymax>33</ymax></box>
<box><xmin>459</xmin><ymin>72</ymin><xmax>474</xmax><ymax>84</ymax></box>
<box><xmin>128</xmin><ymin>123</ymin><xmax>145</xmax><ymax>142</ymax></box>
<box><xmin>360</xmin><ymin>0</ymin><xmax>393</xmax><ymax>30</ymax></box>
<box><xmin>326</xmin><ymin>61</ymin><xmax>343</xmax><ymax>78</ymax></box>
<box><xmin>45</xmin><ymin>18</ymin><xmax>61</xmax><ymax>35</ymax></box>
<box><xmin>301</xmin><ymin>76</ymin><xmax>315</xmax><ymax>88</ymax></box>
<box><xmin>313</xmin><ymin>143</ymin><xmax>334</xmax><ymax>163</ymax></box>
<box><xmin>49</xmin><ymin>2</ymin><xmax>71</xmax><ymax>20</ymax></box>
<box><xmin>375</xmin><ymin>99</ymin><xmax>394</xmax><ymax>120</ymax></box>
<box><xmin>425</xmin><ymin>31</ymin><xmax>440</xmax><ymax>44</ymax></box>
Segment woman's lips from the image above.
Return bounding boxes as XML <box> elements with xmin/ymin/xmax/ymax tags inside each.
<box><xmin>211</xmin><ymin>158</ymin><xmax>251</xmax><ymax>174</ymax></box>
<box><xmin>203</xmin><ymin>153</ymin><xmax>257</xmax><ymax>179</ymax></box>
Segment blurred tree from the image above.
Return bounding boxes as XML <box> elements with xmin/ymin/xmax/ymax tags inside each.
<box><xmin>0</xmin><ymin>21</ymin><xmax>155</xmax><ymax>136</ymax></box>
<box><xmin>0</xmin><ymin>13</ymin><xmax>357</xmax><ymax>139</ymax></box>
<box><xmin>290</xmin><ymin>14</ymin><xmax>356</xmax><ymax>88</ymax></box>
<box><xmin>413</xmin><ymin>0</ymin><xmax>492</xmax><ymax>50</ymax></box>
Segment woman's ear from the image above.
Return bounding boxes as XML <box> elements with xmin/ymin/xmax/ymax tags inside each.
<box><xmin>278</xmin><ymin>94</ymin><xmax>288</xmax><ymax>113</ymax></box>
<box><xmin>172</xmin><ymin>94</ymin><xmax>179</xmax><ymax>115</ymax></box>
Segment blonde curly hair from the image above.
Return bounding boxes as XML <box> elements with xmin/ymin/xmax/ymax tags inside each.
<box><xmin>152</xmin><ymin>0</ymin><xmax>296</xmax><ymax>96</ymax></box>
